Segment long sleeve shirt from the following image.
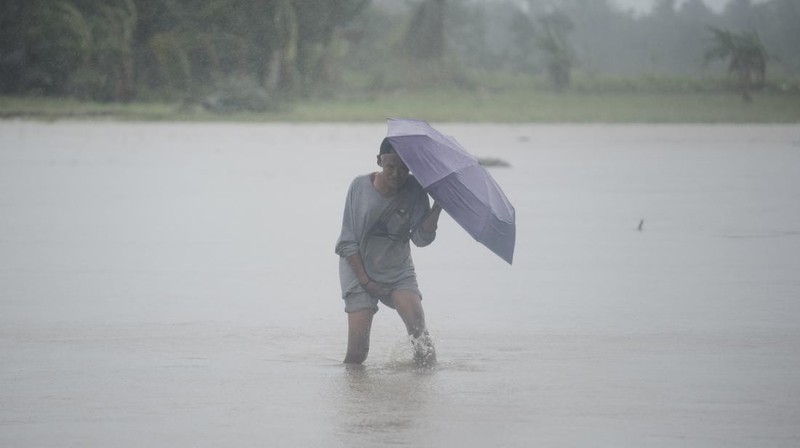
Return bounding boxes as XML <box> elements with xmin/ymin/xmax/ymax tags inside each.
<box><xmin>335</xmin><ymin>174</ymin><xmax>435</xmax><ymax>296</ymax></box>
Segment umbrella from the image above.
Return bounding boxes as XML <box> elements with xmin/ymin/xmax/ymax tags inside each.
<box><xmin>386</xmin><ymin>118</ymin><xmax>516</xmax><ymax>264</ymax></box>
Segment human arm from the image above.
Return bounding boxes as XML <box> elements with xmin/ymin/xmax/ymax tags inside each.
<box><xmin>411</xmin><ymin>196</ymin><xmax>441</xmax><ymax>247</ymax></box>
<box><xmin>335</xmin><ymin>179</ymin><xmax>361</xmax><ymax>258</ymax></box>
<box><xmin>421</xmin><ymin>202</ymin><xmax>442</xmax><ymax>233</ymax></box>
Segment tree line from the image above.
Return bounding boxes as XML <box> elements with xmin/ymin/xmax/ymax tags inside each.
<box><xmin>444</xmin><ymin>0</ymin><xmax>797</xmax><ymax>97</ymax></box>
<box><xmin>0</xmin><ymin>0</ymin><xmax>797</xmax><ymax>104</ymax></box>
<box><xmin>0</xmin><ymin>0</ymin><xmax>370</xmax><ymax>103</ymax></box>
<box><xmin>448</xmin><ymin>0</ymin><xmax>797</xmax><ymax>78</ymax></box>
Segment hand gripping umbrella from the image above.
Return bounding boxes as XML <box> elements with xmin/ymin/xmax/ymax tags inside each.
<box><xmin>386</xmin><ymin>118</ymin><xmax>516</xmax><ymax>264</ymax></box>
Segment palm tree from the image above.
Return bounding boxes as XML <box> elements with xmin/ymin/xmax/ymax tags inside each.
<box><xmin>704</xmin><ymin>27</ymin><xmax>767</xmax><ymax>102</ymax></box>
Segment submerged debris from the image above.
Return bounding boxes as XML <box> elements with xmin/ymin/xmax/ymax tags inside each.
<box><xmin>478</xmin><ymin>157</ymin><xmax>511</xmax><ymax>168</ymax></box>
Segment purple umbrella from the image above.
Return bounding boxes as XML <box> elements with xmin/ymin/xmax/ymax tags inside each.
<box><xmin>386</xmin><ymin>118</ymin><xmax>516</xmax><ymax>264</ymax></box>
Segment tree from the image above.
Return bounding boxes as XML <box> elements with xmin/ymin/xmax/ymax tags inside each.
<box><xmin>537</xmin><ymin>10</ymin><xmax>574</xmax><ymax>91</ymax></box>
<box><xmin>0</xmin><ymin>1</ymin><xmax>26</xmax><ymax>93</ymax></box>
<box><xmin>84</xmin><ymin>0</ymin><xmax>138</xmax><ymax>101</ymax></box>
<box><xmin>405</xmin><ymin>0</ymin><xmax>446</xmax><ymax>61</ymax></box>
<box><xmin>11</xmin><ymin>1</ymin><xmax>93</xmax><ymax>94</ymax></box>
<box><xmin>294</xmin><ymin>0</ymin><xmax>369</xmax><ymax>89</ymax></box>
<box><xmin>0</xmin><ymin>0</ymin><xmax>138</xmax><ymax>101</ymax></box>
<box><xmin>509</xmin><ymin>10</ymin><xmax>538</xmax><ymax>72</ymax></box>
<box><xmin>705</xmin><ymin>27</ymin><xmax>767</xmax><ymax>101</ymax></box>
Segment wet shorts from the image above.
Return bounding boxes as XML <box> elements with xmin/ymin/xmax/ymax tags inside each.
<box><xmin>344</xmin><ymin>277</ymin><xmax>422</xmax><ymax>313</ymax></box>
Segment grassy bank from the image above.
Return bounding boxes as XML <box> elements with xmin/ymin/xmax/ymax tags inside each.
<box><xmin>2</xmin><ymin>89</ymin><xmax>799</xmax><ymax>123</ymax></box>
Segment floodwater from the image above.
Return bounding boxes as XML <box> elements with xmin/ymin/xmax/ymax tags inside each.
<box><xmin>1</xmin><ymin>121</ymin><xmax>799</xmax><ymax>447</ymax></box>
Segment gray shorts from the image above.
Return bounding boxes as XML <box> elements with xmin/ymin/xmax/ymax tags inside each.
<box><xmin>344</xmin><ymin>277</ymin><xmax>422</xmax><ymax>313</ymax></box>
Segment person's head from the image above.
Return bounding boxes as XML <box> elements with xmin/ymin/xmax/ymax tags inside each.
<box><xmin>377</xmin><ymin>138</ymin><xmax>409</xmax><ymax>190</ymax></box>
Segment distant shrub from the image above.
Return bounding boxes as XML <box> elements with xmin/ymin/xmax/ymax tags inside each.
<box><xmin>201</xmin><ymin>78</ymin><xmax>281</xmax><ymax>113</ymax></box>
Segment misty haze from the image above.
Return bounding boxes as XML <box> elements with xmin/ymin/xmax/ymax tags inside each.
<box><xmin>1</xmin><ymin>1</ymin><xmax>799</xmax><ymax>447</ymax></box>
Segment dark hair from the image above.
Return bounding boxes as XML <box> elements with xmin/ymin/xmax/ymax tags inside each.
<box><xmin>379</xmin><ymin>138</ymin><xmax>395</xmax><ymax>155</ymax></box>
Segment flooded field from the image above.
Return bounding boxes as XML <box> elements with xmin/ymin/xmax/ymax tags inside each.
<box><xmin>1</xmin><ymin>121</ymin><xmax>799</xmax><ymax>447</ymax></box>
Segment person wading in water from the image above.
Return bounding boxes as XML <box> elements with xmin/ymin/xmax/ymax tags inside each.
<box><xmin>335</xmin><ymin>138</ymin><xmax>442</xmax><ymax>366</ymax></box>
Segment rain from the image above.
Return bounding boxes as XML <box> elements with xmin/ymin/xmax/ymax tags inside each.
<box><xmin>1</xmin><ymin>1</ymin><xmax>799</xmax><ymax>447</ymax></box>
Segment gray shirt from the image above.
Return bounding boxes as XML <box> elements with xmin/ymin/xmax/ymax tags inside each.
<box><xmin>335</xmin><ymin>173</ymin><xmax>435</xmax><ymax>297</ymax></box>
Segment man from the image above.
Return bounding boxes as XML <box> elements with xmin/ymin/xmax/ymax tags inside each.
<box><xmin>335</xmin><ymin>138</ymin><xmax>442</xmax><ymax>366</ymax></box>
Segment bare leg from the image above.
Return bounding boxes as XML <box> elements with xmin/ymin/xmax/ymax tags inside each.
<box><xmin>344</xmin><ymin>309</ymin><xmax>374</xmax><ymax>364</ymax></box>
<box><xmin>392</xmin><ymin>289</ymin><xmax>436</xmax><ymax>366</ymax></box>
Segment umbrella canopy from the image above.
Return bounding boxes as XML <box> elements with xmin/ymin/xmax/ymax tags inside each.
<box><xmin>386</xmin><ymin>118</ymin><xmax>516</xmax><ymax>264</ymax></box>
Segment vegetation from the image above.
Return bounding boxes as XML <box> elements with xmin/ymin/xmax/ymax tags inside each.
<box><xmin>0</xmin><ymin>0</ymin><xmax>370</xmax><ymax>101</ymax></box>
<box><xmin>705</xmin><ymin>27</ymin><xmax>768</xmax><ymax>101</ymax></box>
<box><xmin>535</xmin><ymin>10</ymin><xmax>575</xmax><ymax>91</ymax></box>
<box><xmin>3</xmin><ymin>83</ymin><xmax>799</xmax><ymax>123</ymax></box>
<box><xmin>1</xmin><ymin>0</ymin><xmax>798</xmax><ymax>121</ymax></box>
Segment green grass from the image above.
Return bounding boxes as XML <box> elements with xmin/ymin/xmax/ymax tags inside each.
<box><xmin>286</xmin><ymin>90</ymin><xmax>800</xmax><ymax>123</ymax></box>
<box><xmin>2</xmin><ymin>88</ymin><xmax>799</xmax><ymax>123</ymax></box>
<box><xmin>0</xmin><ymin>96</ymin><xmax>178</xmax><ymax>121</ymax></box>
